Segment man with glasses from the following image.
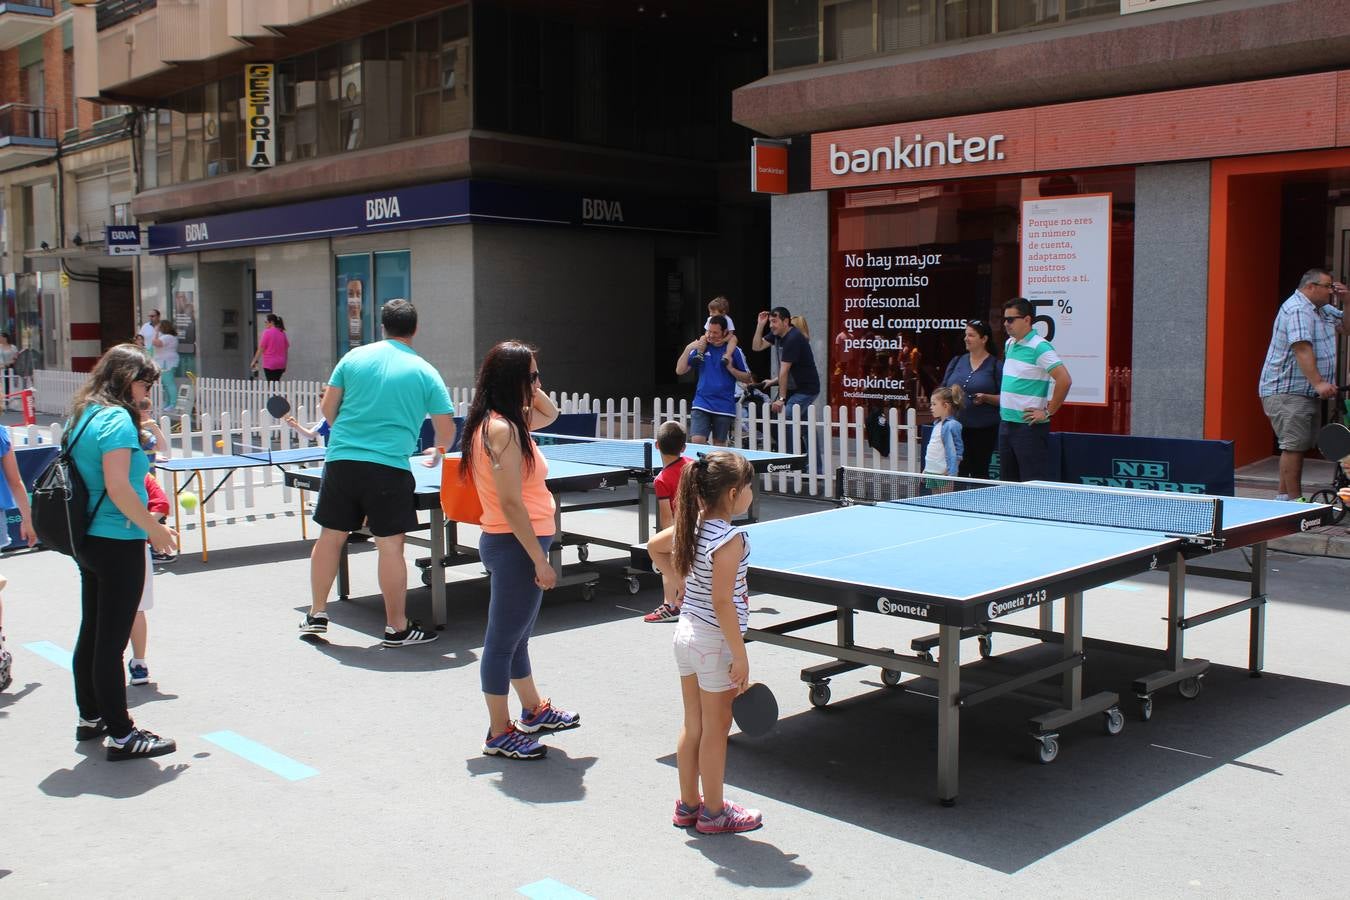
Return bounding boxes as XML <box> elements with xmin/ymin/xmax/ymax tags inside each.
<box><xmin>138</xmin><ymin>309</ymin><xmax>160</xmax><ymax>349</ymax></box>
<box><xmin>1258</xmin><ymin>268</ymin><xmax>1347</xmax><ymax>501</ymax></box>
<box><xmin>997</xmin><ymin>297</ymin><xmax>1072</xmax><ymax>482</ymax></box>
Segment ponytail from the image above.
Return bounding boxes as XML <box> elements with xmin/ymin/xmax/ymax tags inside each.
<box><xmin>670</xmin><ymin>451</ymin><xmax>754</xmax><ymax>577</ymax></box>
<box><xmin>933</xmin><ymin>384</ymin><xmax>963</xmax><ymax>411</ymax></box>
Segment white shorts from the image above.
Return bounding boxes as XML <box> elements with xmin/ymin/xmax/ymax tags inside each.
<box><xmin>673</xmin><ymin>617</ymin><xmax>734</xmax><ymax>693</ymax></box>
<box><xmin>139</xmin><ymin>544</ymin><xmax>154</xmax><ymax>612</ymax></box>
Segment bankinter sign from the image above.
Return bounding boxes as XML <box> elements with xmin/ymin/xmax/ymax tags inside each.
<box><xmin>246</xmin><ymin>63</ymin><xmax>276</xmax><ymax>168</ymax></box>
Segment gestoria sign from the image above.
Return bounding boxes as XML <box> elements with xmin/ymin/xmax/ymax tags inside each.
<box><xmin>812</xmin><ymin>110</ymin><xmax>1032</xmax><ymax>190</ymax></box>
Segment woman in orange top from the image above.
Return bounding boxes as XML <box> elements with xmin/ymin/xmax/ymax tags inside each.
<box><xmin>461</xmin><ymin>341</ymin><xmax>580</xmax><ymax>760</ymax></box>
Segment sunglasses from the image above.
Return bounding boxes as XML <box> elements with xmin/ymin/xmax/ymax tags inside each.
<box><xmin>529</xmin><ymin>371</ymin><xmax>541</xmax><ymax>383</ymax></box>
<box><xmin>1002</xmin><ymin>315</ymin><xmax>1028</xmax><ymax>323</ymax></box>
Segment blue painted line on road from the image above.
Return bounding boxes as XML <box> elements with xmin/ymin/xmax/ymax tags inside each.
<box><xmin>1104</xmin><ymin>581</ymin><xmax>1144</xmax><ymax>593</ymax></box>
<box><xmin>24</xmin><ymin>641</ymin><xmax>72</xmax><ymax>671</ymax></box>
<box><xmin>518</xmin><ymin>879</ymin><xmax>595</xmax><ymax>900</ymax></box>
<box><xmin>202</xmin><ymin>730</ymin><xmax>318</xmax><ymax>781</ymax></box>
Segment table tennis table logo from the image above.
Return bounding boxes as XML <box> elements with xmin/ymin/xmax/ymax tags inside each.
<box><xmin>1080</xmin><ymin>458</ymin><xmax>1206</xmax><ymax>494</ymax></box>
<box><xmin>767</xmin><ymin>463</ymin><xmax>793</xmax><ymax>473</ymax></box>
<box><xmin>987</xmin><ymin>588</ymin><xmax>1048</xmax><ymax>619</ymax></box>
<box><xmin>876</xmin><ymin>596</ymin><xmax>929</xmax><ymax>618</ymax></box>
<box><xmin>1300</xmin><ymin>517</ymin><xmax>1317</xmax><ymax>532</ymax></box>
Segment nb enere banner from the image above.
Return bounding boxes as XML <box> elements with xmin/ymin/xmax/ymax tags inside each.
<box><xmin>1019</xmin><ymin>193</ymin><xmax>1112</xmax><ymax>406</ymax></box>
<box><xmin>830</xmin><ymin>240</ymin><xmax>992</xmax><ymax>409</ymax></box>
<box><xmin>245</xmin><ymin>63</ymin><xmax>275</xmax><ymax>168</ymax></box>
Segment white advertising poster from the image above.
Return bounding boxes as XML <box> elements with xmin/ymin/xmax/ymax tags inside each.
<box><xmin>1019</xmin><ymin>193</ymin><xmax>1112</xmax><ymax>406</ymax></box>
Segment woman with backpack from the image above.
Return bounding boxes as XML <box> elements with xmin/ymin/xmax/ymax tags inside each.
<box><xmin>67</xmin><ymin>344</ymin><xmax>179</xmax><ymax>760</ymax></box>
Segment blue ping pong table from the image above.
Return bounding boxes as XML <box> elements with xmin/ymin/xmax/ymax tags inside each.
<box><xmin>157</xmin><ymin>446</ymin><xmax>327</xmax><ymax>561</ymax></box>
<box><xmin>633</xmin><ymin>470</ymin><xmax>1330</xmax><ymax>805</ymax></box>
<box><xmin>285</xmin><ymin>454</ymin><xmax>632</xmax><ymax>628</ymax></box>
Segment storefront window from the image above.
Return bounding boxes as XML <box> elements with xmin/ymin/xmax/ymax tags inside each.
<box><xmin>830</xmin><ymin>168</ymin><xmax>1135</xmax><ymax>435</ymax></box>
<box><xmin>773</xmin><ymin>0</ymin><xmax>820</xmax><ymax>70</ymax></box>
<box><xmin>335</xmin><ymin>254</ymin><xmax>373</xmax><ymax>358</ymax></box>
<box><xmin>169</xmin><ymin>266</ymin><xmax>198</xmax><ymax>377</ymax></box>
<box><xmin>374</xmin><ymin>250</ymin><xmax>412</xmax><ymax>308</ymax></box>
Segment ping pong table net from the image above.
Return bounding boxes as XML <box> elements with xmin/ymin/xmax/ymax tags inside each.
<box><xmin>838</xmin><ymin>467</ymin><xmax>1223</xmax><ymax>544</ymax></box>
<box><xmin>229</xmin><ymin>440</ymin><xmax>287</xmax><ymax>463</ymax></box>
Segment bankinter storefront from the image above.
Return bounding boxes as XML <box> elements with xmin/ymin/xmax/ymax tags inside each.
<box><xmin>810</xmin><ymin>70</ymin><xmax>1350</xmax><ymax>462</ymax></box>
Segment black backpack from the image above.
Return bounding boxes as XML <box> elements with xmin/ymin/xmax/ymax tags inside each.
<box><xmin>32</xmin><ymin>413</ymin><xmax>107</xmax><ymax>558</ymax></box>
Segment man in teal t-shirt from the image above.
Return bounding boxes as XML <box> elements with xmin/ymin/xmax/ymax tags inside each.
<box><xmin>303</xmin><ymin>299</ymin><xmax>456</xmax><ymax>647</ymax></box>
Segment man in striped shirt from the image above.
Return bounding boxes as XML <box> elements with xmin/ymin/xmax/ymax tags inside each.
<box><xmin>997</xmin><ymin>297</ymin><xmax>1072</xmax><ymax>482</ymax></box>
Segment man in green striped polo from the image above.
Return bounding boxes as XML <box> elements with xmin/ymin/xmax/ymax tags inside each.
<box><xmin>998</xmin><ymin>297</ymin><xmax>1073</xmax><ymax>482</ymax></box>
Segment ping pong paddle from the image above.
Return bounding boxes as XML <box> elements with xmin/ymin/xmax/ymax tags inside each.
<box><xmin>732</xmin><ymin>682</ymin><xmax>778</xmax><ymax>737</ymax></box>
<box><xmin>266</xmin><ymin>395</ymin><xmax>291</xmax><ymax>420</ymax></box>
<box><xmin>1317</xmin><ymin>423</ymin><xmax>1350</xmax><ymax>464</ymax></box>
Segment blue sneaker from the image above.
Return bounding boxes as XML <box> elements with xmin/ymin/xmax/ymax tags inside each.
<box><xmin>515</xmin><ymin>698</ymin><xmax>580</xmax><ymax>734</ymax></box>
<box><xmin>482</xmin><ymin>725</ymin><xmax>546</xmax><ymax>760</ymax></box>
<box><xmin>128</xmin><ymin>660</ymin><xmax>150</xmax><ymax>686</ymax></box>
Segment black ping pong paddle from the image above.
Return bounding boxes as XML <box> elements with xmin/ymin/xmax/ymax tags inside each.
<box><xmin>266</xmin><ymin>395</ymin><xmax>291</xmax><ymax>420</ymax></box>
<box><xmin>1317</xmin><ymin>423</ymin><xmax>1350</xmax><ymax>463</ymax></box>
<box><xmin>732</xmin><ymin>682</ymin><xmax>778</xmax><ymax>737</ymax></box>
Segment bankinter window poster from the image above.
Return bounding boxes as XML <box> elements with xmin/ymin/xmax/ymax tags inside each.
<box><xmin>830</xmin><ymin>240</ymin><xmax>992</xmax><ymax>411</ymax></box>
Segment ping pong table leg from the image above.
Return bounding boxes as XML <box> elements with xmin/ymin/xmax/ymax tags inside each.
<box><xmin>637</xmin><ymin>481</ymin><xmax>651</xmax><ymax>545</ymax></box>
<box><xmin>299</xmin><ymin>488</ymin><xmax>308</xmax><ymax>540</ymax></box>
<box><xmin>196</xmin><ymin>471</ymin><xmax>208</xmax><ymax>562</ymax></box>
<box><xmin>170</xmin><ymin>471</ymin><xmax>182</xmax><ymax>547</ymax></box>
<box><xmin>1166</xmin><ymin>555</ymin><xmax>1186</xmax><ymax>673</ymax></box>
<box><xmin>430</xmin><ymin>507</ymin><xmax>447</xmax><ymax>629</ymax></box>
<box><xmin>1039</xmin><ymin>598</ymin><xmax>1053</xmax><ymax>632</ymax></box>
<box><xmin>1248</xmin><ymin>543</ymin><xmax>1267</xmax><ymax>676</ymax></box>
<box><xmin>936</xmin><ymin>624</ymin><xmax>960</xmax><ymax>806</ymax></box>
<box><xmin>1061</xmin><ymin>592</ymin><xmax>1083</xmax><ymax>710</ymax></box>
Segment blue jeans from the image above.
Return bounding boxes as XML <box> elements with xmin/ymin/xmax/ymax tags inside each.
<box><xmin>479</xmin><ymin>532</ymin><xmax>554</xmax><ymax>695</ymax></box>
<box><xmin>159</xmin><ymin>369</ymin><xmax>177</xmax><ymax>412</ymax></box>
<box><xmin>783</xmin><ymin>392</ymin><xmax>820</xmax><ymax>472</ymax></box>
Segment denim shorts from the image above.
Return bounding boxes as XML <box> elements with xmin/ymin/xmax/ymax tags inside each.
<box><xmin>673</xmin><ymin>617</ymin><xmax>735</xmax><ymax>693</ymax></box>
<box><xmin>690</xmin><ymin>408</ymin><xmax>734</xmax><ymax>443</ymax></box>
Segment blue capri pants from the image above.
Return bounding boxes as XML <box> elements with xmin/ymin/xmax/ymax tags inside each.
<box><xmin>479</xmin><ymin>531</ymin><xmax>554</xmax><ymax>694</ymax></box>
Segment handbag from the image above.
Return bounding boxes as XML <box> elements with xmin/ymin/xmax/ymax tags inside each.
<box><xmin>440</xmin><ymin>455</ymin><xmax>483</xmax><ymax>525</ymax></box>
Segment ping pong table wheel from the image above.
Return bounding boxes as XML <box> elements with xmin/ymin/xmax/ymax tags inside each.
<box><xmin>1103</xmin><ymin>708</ymin><xmax>1125</xmax><ymax>736</ymax></box>
<box><xmin>880</xmin><ymin>668</ymin><xmax>903</xmax><ymax>687</ymax></box>
<box><xmin>581</xmin><ymin>584</ymin><xmax>597</xmax><ymax>602</ymax></box>
<box><xmin>808</xmin><ymin>683</ymin><xmax>832</xmax><ymax>708</ymax></box>
<box><xmin>977</xmin><ymin>634</ymin><xmax>993</xmax><ymax>659</ymax></box>
<box><xmin>1177</xmin><ymin>676</ymin><xmax>1203</xmax><ymax>700</ymax></box>
<box><xmin>916</xmin><ymin>651</ymin><xmax>934</xmax><ymax>664</ymax></box>
<box><xmin>420</xmin><ymin>569</ymin><xmax>432</xmax><ymax>587</ymax></box>
<box><xmin>1137</xmin><ymin>695</ymin><xmax>1154</xmax><ymax>721</ymax></box>
<box><xmin>577</xmin><ymin>544</ymin><xmax>590</xmax><ymax>563</ymax></box>
<box><xmin>627</xmin><ymin>576</ymin><xmax>641</xmax><ymax>594</ymax></box>
<box><xmin>1035</xmin><ymin>735</ymin><xmax>1059</xmax><ymax>765</ymax></box>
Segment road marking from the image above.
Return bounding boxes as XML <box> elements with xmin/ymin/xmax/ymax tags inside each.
<box><xmin>518</xmin><ymin>880</ymin><xmax>594</xmax><ymax>900</ymax></box>
<box><xmin>202</xmin><ymin>731</ymin><xmax>318</xmax><ymax>781</ymax></box>
<box><xmin>1150</xmin><ymin>743</ymin><xmax>1212</xmax><ymax>759</ymax></box>
<box><xmin>23</xmin><ymin>641</ymin><xmax>72</xmax><ymax>671</ymax></box>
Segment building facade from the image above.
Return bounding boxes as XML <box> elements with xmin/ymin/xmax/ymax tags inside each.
<box><xmin>735</xmin><ymin>0</ymin><xmax>1350</xmax><ymax>464</ymax></box>
<box><xmin>71</xmin><ymin>0</ymin><xmax>769</xmax><ymax>396</ymax></box>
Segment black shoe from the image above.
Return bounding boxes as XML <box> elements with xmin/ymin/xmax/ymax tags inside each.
<box><xmin>76</xmin><ymin>717</ymin><xmax>109</xmax><ymax>741</ymax></box>
<box><xmin>382</xmin><ymin>620</ymin><xmax>438</xmax><ymax>647</ymax></box>
<box><xmin>151</xmin><ymin>550</ymin><xmax>177</xmax><ymax>564</ymax></box>
<box><xmin>299</xmin><ymin>612</ymin><xmax>329</xmax><ymax>635</ymax></box>
<box><xmin>106</xmin><ymin>728</ymin><xmax>176</xmax><ymax>761</ymax></box>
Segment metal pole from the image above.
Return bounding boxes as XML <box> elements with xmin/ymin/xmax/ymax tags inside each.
<box><xmin>936</xmin><ymin>624</ymin><xmax>960</xmax><ymax>805</ymax></box>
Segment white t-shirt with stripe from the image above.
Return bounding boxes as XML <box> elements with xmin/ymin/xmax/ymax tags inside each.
<box><xmin>680</xmin><ymin>518</ymin><xmax>750</xmax><ymax>634</ymax></box>
<box><xmin>999</xmin><ymin>333</ymin><xmax>1064</xmax><ymax>423</ymax></box>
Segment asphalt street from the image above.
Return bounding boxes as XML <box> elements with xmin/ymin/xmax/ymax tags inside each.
<box><xmin>1</xmin><ymin>482</ymin><xmax>1347</xmax><ymax>898</ymax></box>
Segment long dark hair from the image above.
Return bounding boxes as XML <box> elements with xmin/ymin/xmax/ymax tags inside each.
<box><xmin>967</xmin><ymin>319</ymin><xmax>997</xmax><ymax>356</ymax></box>
<box><xmin>72</xmin><ymin>344</ymin><xmax>159</xmax><ymax>428</ymax></box>
<box><xmin>671</xmin><ymin>451</ymin><xmax>753</xmax><ymax>578</ymax></box>
<box><xmin>460</xmin><ymin>341</ymin><xmax>538</xmax><ymax>482</ymax></box>
<box><xmin>267</xmin><ymin>313</ymin><xmax>286</xmax><ymax>332</ymax></box>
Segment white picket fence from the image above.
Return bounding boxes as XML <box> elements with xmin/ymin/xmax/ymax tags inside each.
<box><xmin>26</xmin><ymin>370</ymin><xmax>920</xmax><ymax>506</ymax></box>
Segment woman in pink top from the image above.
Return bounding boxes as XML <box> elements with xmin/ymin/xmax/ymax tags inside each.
<box><xmin>250</xmin><ymin>314</ymin><xmax>290</xmax><ymax>382</ymax></box>
<box><xmin>460</xmin><ymin>341</ymin><xmax>580</xmax><ymax>760</ymax></box>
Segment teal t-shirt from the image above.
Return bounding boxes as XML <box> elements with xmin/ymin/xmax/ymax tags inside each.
<box><xmin>325</xmin><ymin>340</ymin><xmax>454</xmax><ymax>470</ymax></box>
<box><xmin>69</xmin><ymin>404</ymin><xmax>149</xmax><ymax>540</ymax></box>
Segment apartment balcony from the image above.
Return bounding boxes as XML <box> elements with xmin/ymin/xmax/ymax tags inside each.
<box><xmin>0</xmin><ymin>104</ymin><xmax>58</xmax><ymax>172</ymax></box>
<box><xmin>0</xmin><ymin>0</ymin><xmax>55</xmax><ymax>51</ymax></box>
